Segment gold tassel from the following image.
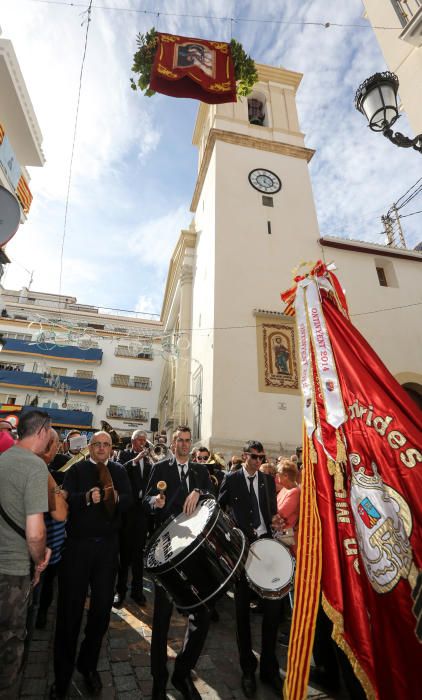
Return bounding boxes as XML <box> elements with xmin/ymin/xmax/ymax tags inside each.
<box><xmin>327</xmin><ymin>458</ymin><xmax>336</xmax><ymax>476</ymax></box>
<box><xmin>334</xmin><ymin>463</ymin><xmax>344</xmax><ymax>493</ymax></box>
<box><xmin>336</xmin><ymin>430</ymin><xmax>347</xmax><ymax>464</ymax></box>
<box><xmin>309</xmin><ymin>438</ymin><xmax>318</xmax><ymax>464</ymax></box>
<box><xmin>327</xmin><ymin>458</ymin><xmax>344</xmax><ymax>492</ymax></box>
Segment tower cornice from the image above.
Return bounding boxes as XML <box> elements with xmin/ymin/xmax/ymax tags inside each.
<box><xmin>255</xmin><ymin>63</ymin><xmax>303</xmax><ymax>91</ymax></box>
<box><xmin>190</xmin><ymin>128</ymin><xmax>315</xmax><ymax>212</ymax></box>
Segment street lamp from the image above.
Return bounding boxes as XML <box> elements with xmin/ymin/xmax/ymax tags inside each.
<box><xmin>355</xmin><ymin>71</ymin><xmax>422</xmax><ymax>153</ymax></box>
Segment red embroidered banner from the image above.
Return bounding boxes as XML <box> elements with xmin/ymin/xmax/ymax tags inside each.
<box><xmin>150</xmin><ymin>32</ymin><xmax>236</xmax><ymax>104</ymax></box>
<box><xmin>283</xmin><ymin>266</ymin><xmax>422</xmax><ymax>700</ymax></box>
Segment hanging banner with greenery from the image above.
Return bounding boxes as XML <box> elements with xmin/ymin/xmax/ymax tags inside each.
<box><xmin>131</xmin><ymin>29</ymin><xmax>257</xmax><ymax>103</ymax></box>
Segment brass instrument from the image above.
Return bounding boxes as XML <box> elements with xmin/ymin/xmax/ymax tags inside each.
<box><xmin>157</xmin><ymin>480</ymin><xmax>167</xmax><ymax>495</ymax></box>
<box><xmin>207</xmin><ymin>452</ymin><xmax>226</xmax><ymax>470</ymax></box>
<box><xmin>58</xmin><ymin>446</ymin><xmax>90</xmax><ymax>472</ymax></box>
<box><xmin>209</xmin><ymin>473</ymin><xmax>219</xmax><ymax>488</ymax></box>
<box><xmin>147</xmin><ymin>442</ymin><xmax>172</xmax><ymax>463</ymax></box>
<box><xmin>205</xmin><ymin>452</ymin><xmax>226</xmax><ymax>491</ymax></box>
<box><xmin>100</xmin><ymin>420</ymin><xmax>120</xmax><ymax>446</ymax></box>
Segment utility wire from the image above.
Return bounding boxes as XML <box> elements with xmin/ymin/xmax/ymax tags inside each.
<box><xmin>10</xmin><ymin>302</ymin><xmax>422</xmax><ymax>336</ymax></box>
<box><xmin>58</xmin><ymin>0</ymin><xmax>93</xmax><ymax>298</ymax></box>
<box><xmin>16</xmin><ymin>0</ymin><xmax>399</xmax><ymax>30</ymax></box>
<box><xmin>399</xmin><ymin>209</ymin><xmax>422</xmax><ymax>219</ymax></box>
<box><xmin>394</xmin><ymin>177</ymin><xmax>422</xmax><ymax>209</ymax></box>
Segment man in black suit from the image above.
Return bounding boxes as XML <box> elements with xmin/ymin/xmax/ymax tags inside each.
<box><xmin>143</xmin><ymin>425</ymin><xmax>214</xmax><ymax>700</ymax></box>
<box><xmin>50</xmin><ymin>429</ymin><xmax>83</xmax><ymax>471</ymax></box>
<box><xmin>114</xmin><ymin>429</ymin><xmax>152</xmax><ymax>607</ymax></box>
<box><xmin>50</xmin><ymin>432</ymin><xmax>131</xmax><ymax>700</ymax></box>
<box><xmin>219</xmin><ymin>440</ymin><xmax>284</xmax><ymax>698</ymax></box>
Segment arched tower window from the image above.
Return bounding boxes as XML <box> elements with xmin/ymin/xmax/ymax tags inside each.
<box><xmin>248</xmin><ymin>93</ymin><xmax>267</xmax><ymax>126</ymax></box>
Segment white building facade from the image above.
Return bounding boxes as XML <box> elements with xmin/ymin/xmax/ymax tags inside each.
<box><xmin>0</xmin><ymin>286</ymin><xmax>163</xmax><ymax>440</ymax></box>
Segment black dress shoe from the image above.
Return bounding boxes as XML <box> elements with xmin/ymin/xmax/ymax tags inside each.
<box><xmin>260</xmin><ymin>672</ymin><xmax>284</xmax><ymax>696</ymax></box>
<box><xmin>49</xmin><ymin>683</ymin><xmax>67</xmax><ymax>699</ymax></box>
<box><xmin>130</xmin><ymin>591</ymin><xmax>147</xmax><ymax>606</ymax></box>
<box><xmin>79</xmin><ymin>669</ymin><xmax>102</xmax><ymax>696</ymax></box>
<box><xmin>171</xmin><ymin>672</ymin><xmax>202</xmax><ymax>700</ymax></box>
<box><xmin>113</xmin><ymin>592</ymin><xmax>125</xmax><ymax>608</ymax></box>
<box><xmin>241</xmin><ymin>672</ymin><xmax>257</xmax><ymax>698</ymax></box>
<box><xmin>152</xmin><ymin>681</ymin><xmax>167</xmax><ymax>699</ymax></box>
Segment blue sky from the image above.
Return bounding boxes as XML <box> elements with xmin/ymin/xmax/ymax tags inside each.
<box><xmin>1</xmin><ymin>0</ymin><xmax>421</xmax><ymax>316</ymax></box>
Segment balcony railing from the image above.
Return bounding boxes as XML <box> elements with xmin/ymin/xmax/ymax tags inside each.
<box><xmin>25</xmin><ymin>397</ymin><xmax>91</xmax><ymax>412</ymax></box>
<box><xmin>398</xmin><ymin>4</ymin><xmax>422</xmax><ymax>46</ymax></box>
<box><xmin>114</xmin><ymin>346</ymin><xmax>153</xmax><ymax>360</ymax></box>
<box><xmin>0</xmin><ymin>369</ymin><xmax>97</xmax><ymax>395</ymax></box>
<box><xmin>106</xmin><ymin>406</ymin><xmax>149</xmax><ymax>422</ymax></box>
<box><xmin>111</xmin><ymin>375</ymin><xmax>152</xmax><ymax>390</ymax></box>
<box><xmin>1</xmin><ymin>337</ymin><xmax>102</xmax><ymax>363</ymax></box>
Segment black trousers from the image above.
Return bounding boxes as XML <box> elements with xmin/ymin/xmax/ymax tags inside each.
<box><xmin>53</xmin><ymin>536</ymin><xmax>118</xmax><ymax>692</ymax></box>
<box><xmin>116</xmin><ymin>509</ymin><xmax>148</xmax><ymax>596</ymax></box>
<box><xmin>38</xmin><ymin>561</ymin><xmax>60</xmax><ymax>614</ymax></box>
<box><xmin>234</xmin><ymin>572</ymin><xmax>283</xmax><ymax>677</ymax></box>
<box><xmin>151</xmin><ymin>584</ymin><xmax>211</xmax><ymax>684</ymax></box>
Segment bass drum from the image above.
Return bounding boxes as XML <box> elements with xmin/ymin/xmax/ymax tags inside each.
<box><xmin>145</xmin><ymin>498</ymin><xmax>247</xmax><ymax>611</ymax></box>
<box><xmin>245</xmin><ymin>538</ymin><xmax>295</xmax><ymax>599</ymax></box>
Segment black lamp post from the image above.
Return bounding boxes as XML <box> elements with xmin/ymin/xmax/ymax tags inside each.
<box><xmin>355</xmin><ymin>71</ymin><xmax>422</xmax><ymax>153</ymax></box>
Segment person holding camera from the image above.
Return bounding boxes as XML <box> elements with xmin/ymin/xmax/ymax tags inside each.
<box><xmin>50</xmin><ymin>432</ymin><xmax>131</xmax><ymax>699</ymax></box>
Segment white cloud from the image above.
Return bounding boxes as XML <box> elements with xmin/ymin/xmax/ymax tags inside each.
<box><xmin>1</xmin><ymin>2</ymin><xmax>161</xmax><ymax>205</ymax></box>
<box><xmin>135</xmin><ymin>294</ymin><xmax>160</xmax><ymax>314</ymax></box>
<box><xmin>127</xmin><ymin>205</ymin><xmax>192</xmax><ymax>271</ymax></box>
<box><xmin>1</xmin><ymin>0</ymin><xmax>421</xmax><ymax>317</ymax></box>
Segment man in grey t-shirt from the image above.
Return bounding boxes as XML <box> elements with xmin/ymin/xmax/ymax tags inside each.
<box><xmin>0</xmin><ymin>410</ymin><xmax>52</xmax><ymax>699</ymax></box>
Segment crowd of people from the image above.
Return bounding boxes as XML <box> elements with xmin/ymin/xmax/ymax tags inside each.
<box><xmin>0</xmin><ymin>413</ymin><xmax>355</xmax><ymax>700</ymax></box>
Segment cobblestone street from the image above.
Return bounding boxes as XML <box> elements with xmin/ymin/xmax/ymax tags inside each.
<box><xmin>21</xmin><ymin>576</ymin><xmax>343</xmax><ymax>700</ymax></box>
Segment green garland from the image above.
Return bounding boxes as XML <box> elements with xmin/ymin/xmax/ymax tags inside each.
<box><xmin>130</xmin><ymin>29</ymin><xmax>258</xmax><ymax>98</ymax></box>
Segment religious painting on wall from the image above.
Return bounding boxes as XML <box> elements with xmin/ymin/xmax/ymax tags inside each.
<box><xmin>255</xmin><ymin>314</ymin><xmax>299</xmax><ymax>394</ymax></box>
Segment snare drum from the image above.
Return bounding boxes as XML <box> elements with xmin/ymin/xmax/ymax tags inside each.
<box><xmin>145</xmin><ymin>498</ymin><xmax>247</xmax><ymax>611</ymax></box>
<box><xmin>245</xmin><ymin>538</ymin><xmax>295</xmax><ymax>599</ymax></box>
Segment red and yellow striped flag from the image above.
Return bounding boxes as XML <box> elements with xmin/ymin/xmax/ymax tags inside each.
<box><xmin>284</xmin><ymin>431</ymin><xmax>322</xmax><ymax>700</ymax></box>
<box><xmin>16</xmin><ymin>174</ymin><xmax>32</xmax><ymax>214</ymax></box>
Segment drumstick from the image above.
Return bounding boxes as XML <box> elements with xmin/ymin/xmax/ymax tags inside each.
<box><xmin>249</xmin><ymin>547</ymin><xmax>261</xmax><ymax>561</ymax></box>
<box><xmin>157</xmin><ymin>480</ymin><xmax>167</xmax><ymax>495</ymax></box>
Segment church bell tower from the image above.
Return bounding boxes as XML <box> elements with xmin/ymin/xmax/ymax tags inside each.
<box><xmin>189</xmin><ymin>64</ymin><xmax>322</xmax><ymax>455</ymax></box>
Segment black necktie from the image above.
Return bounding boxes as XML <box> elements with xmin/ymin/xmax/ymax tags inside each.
<box><xmin>248</xmin><ymin>475</ymin><xmax>261</xmax><ymax>529</ymax></box>
<box><xmin>180</xmin><ymin>464</ymin><xmax>188</xmax><ymax>498</ymax></box>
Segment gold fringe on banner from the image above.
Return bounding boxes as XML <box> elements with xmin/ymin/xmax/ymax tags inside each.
<box><xmin>336</xmin><ymin>429</ymin><xmax>347</xmax><ymax>464</ymax></box>
<box><xmin>327</xmin><ymin>458</ymin><xmax>344</xmax><ymax>493</ymax></box>
<box><xmin>322</xmin><ymin>594</ymin><xmax>376</xmax><ymax>700</ymax></box>
<box><xmin>308</xmin><ymin>436</ymin><xmax>318</xmax><ymax>464</ymax></box>
<box><xmin>284</xmin><ymin>427</ymin><xmax>322</xmax><ymax>700</ymax></box>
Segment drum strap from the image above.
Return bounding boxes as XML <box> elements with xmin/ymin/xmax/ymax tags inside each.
<box><xmin>261</xmin><ymin>474</ymin><xmax>274</xmax><ymax>535</ymax></box>
<box><xmin>247</xmin><ymin>476</ymin><xmax>261</xmax><ymax>529</ymax></box>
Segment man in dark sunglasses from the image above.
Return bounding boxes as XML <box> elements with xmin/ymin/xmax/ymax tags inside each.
<box><xmin>219</xmin><ymin>440</ymin><xmax>284</xmax><ymax>698</ymax></box>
